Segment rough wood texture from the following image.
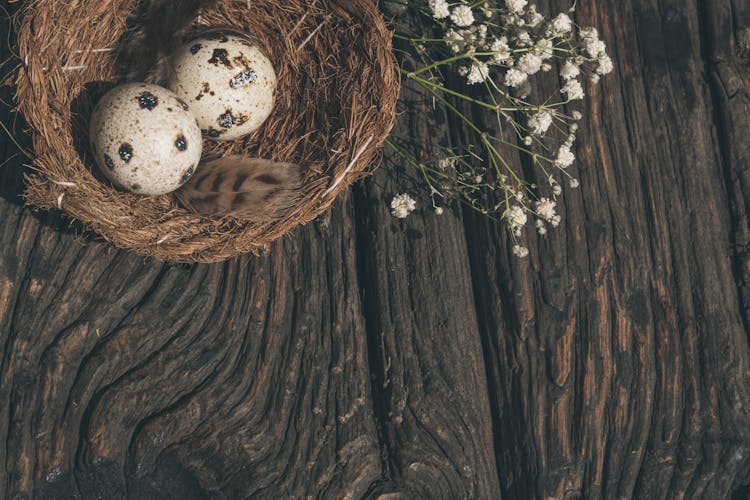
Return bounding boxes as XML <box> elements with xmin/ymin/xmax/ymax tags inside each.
<box><xmin>1</xmin><ymin>0</ymin><xmax>750</xmax><ymax>498</ymax></box>
<box><xmin>462</xmin><ymin>1</ymin><xmax>750</xmax><ymax>498</ymax></box>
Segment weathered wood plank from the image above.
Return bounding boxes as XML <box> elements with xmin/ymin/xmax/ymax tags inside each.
<box><xmin>706</xmin><ymin>1</ymin><xmax>750</xmax><ymax>336</ymax></box>
<box><xmin>352</xmin><ymin>78</ymin><xmax>502</xmax><ymax>497</ymax></box>
<box><xmin>0</xmin><ymin>178</ymin><xmax>385</xmax><ymax>498</ymax></box>
<box><xmin>0</xmin><ymin>161</ymin><xmax>385</xmax><ymax>497</ymax></box>
<box><xmin>704</xmin><ymin>0</ymin><xmax>750</xmax><ymax>494</ymax></box>
<box><xmin>463</xmin><ymin>0</ymin><xmax>750</xmax><ymax>498</ymax></box>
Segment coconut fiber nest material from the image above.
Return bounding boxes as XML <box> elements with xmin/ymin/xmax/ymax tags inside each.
<box><xmin>12</xmin><ymin>0</ymin><xmax>399</xmax><ymax>263</ymax></box>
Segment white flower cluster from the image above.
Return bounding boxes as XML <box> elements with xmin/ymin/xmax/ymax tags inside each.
<box><xmin>428</xmin><ymin>0</ymin><xmax>450</xmax><ymax>19</ymax></box>
<box><xmin>503</xmin><ymin>205</ymin><xmax>528</xmax><ymax>237</ymax></box>
<box><xmin>534</xmin><ymin>197</ymin><xmax>560</xmax><ymax>233</ymax></box>
<box><xmin>431</xmin><ymin>1</ymin><xmax>612</xmax><ymax>91</ymax></box>
<box><xmin>394</xmin><ymin>1</ymin><xmax>614</xmax><ymax>254</ymax></box>
<box><xmin>391</xmin><ymin>193</ymin><xmax>417</xmax><ymax>218</ymax></box>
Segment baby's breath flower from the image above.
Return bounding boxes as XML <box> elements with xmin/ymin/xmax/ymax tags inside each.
<box><xmin>562</xmin><ymin>79</ymin><xmax>585</xmax><ymax>100</ymax></box>
<box><xmin>490</xmin><ymin>37</ymin><xmax>511</xmax><ymax>64</ymax></box>
<box><xmin>525</xmin><ymin>5</ymin><xmax>544</xmax><ymax>27</ymax></box>
<box><xmin>512</xmin><ymin>245</ymin><xmax>530</xmax><ymax>258</ymax></box>
<box><xmin>555</xmin><ymin>144</ymin><xmax>575</xmax><ymax>168</ymax></box>
<box><xmin>464</xmin><ymin>61</ymin><xmax>489</xmax><ymax>84</ymax></box>
<box><xmin>450</xmin><ymin>5</ymin><xmax>475</xmax><ymax>27</ymax></box>
<box><xmin>504</xmin><ymin>68</ymin><xmax>528</xmax><ymax>87</ymax></box>
<box><xmin>438</xmin><ymin>157</ymin><xmax>456</xmax><ymax>169</ymax></box>
<box><xmin>580</xmin><ymin>27</ymin><xmax>599</xmax><ymax>41</ymax></box>
<box><xmin>506</xmin><ymin>0</ymin><xmax>528</xmax><ymax>15</ymax></box>
<box><xmin>523</xmin><ymin>136</ymin><xmax>533</xmax><ymax>145</ymax></box>
<box><xmin>550</xmin><ymin>13</ymin><xmax>573</xmax><ymax>34</ymax></box>
<box><xmin>552</xmin><ymin>183</ymin><xmax>562</xmax><ymax>196</ymax></box>
<box><xmin>572</xmin><ymin>110</ymin><xmax>583</xmax><ymax>120</ymax></box>
<box><xmin>434</xmin><ymin>206</ymin><xmax>444</xmax><ymax>215</ymax></box>
<box><xmin>570</xmin><ymin>178</ymin><xmax>580</xmax><ymax>188</ymax></box>
<box><xmin>391</xmin><ymin>193</ymin><xmax>416</xmax><ymax>218</ymax></box>
<box><xmin>560</xmin><ymin>60</ymin><xmax>581</xmax><ymax>80</ymax></box>
<box><xmin>584</xmin><ymin>38</ymin><xmax>607</xmax><ymax>59</ymax></box>
<box><xmin>550</xmin><ymin>215</ymin><xmax>562</xmax><ymax>227</ymax></box>
<box><xmin>528</xmin><ymin>110</ymin><xmax>553</xmax><ymax>135</ymax></box>
<box><xmin>535</xmin><ymin>197</ymin><xmax>557</xmax><ymax>221</ymax></box>
<box><xmin>597</xmin><ymin>55</ymin><xmax>614</xmax><ymax>75</ymax></box>
<box><xmin>533</xmin><ymin>39</ymin><xmax>554</xmax><ymax>60</ymax></box>
<box><xmin>515</xmin><ymin>30</ymin><xmax>532</xmax><ymax>47</ymax></box>
<box><xmin>428</xmin><ymin>0</ymin><xmax>450</xmax><ymax>19</ymax></box>
<box><xmin>503</xmin><ymin>205</ymin><xmax>528</xmax><ymax>233</ymax></box>
<box><xmin>517</xmin><ymin>52</ymin><xmax>543</xmax><ymax>75</ymax></box>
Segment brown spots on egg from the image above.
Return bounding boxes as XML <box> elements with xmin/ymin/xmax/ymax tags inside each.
<box><xmin>195</xmin><ymin>82</ymin><xmax>212</xmax><ymax>101</ymax></box>
<box><xmin>175</xmin><ymin>135</ymin><xmax>188</xmax><ymax>151</ymax></box>
<box><xmin>233</xmin><ymin>111</ymin><xmax>249</xmax><ymax>126</ymax></box>
<box><xmin>208</xmin><ymin>48</ymin><xmax>231</xmax><ymax>68</ymax></box>
<box><xmin>218</xmin><ymin>110</ymin><xmax>235</xmax><ymax>129</ymax></box>
<box><xmin>137</xmin><ymin>92</ymin><xmax>158</xmax><ymax>110</ymax></box>
<box><xmin>230</xmin><ymin>68</ymin><xmax>258</xmax><ymax>88</ymax></box>
<box><xmin>189</xmin><ymin>43</ymin><xmax>203</xmax><ymax>54</ymax></box>
<box><xmin>232</xmin><ymin>53</ymin><xmax>252</xmax><ymax>68</ymax></box>
<box><xmin>118</xmin><ymin>143</ymin><xmax>133</xmax><ymax>163</ymax></box>
<box><xmin>131</xmin><ymin>183</ymin><xmax>141</xmax><ymax>191</ymax></box>
<box><xmin>217</xmin><ymin>109</ymin><xmax>250</xmax><ymax>129</ymax></box>
<box><xmin>104</xmin><ymin>154</ymin><xmax>115</xmax><ymax>170</ymax></box>
<box><xmin>176</xmin><ymin>97</ymin><xmax>190</xmax><ymax>110</ymax></box>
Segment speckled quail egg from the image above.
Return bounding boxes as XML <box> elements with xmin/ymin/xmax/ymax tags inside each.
<box><xmin>168</xmin><ymin>32</ymin><xmax>277</xmax><ymax>141</ymax></box>
<box><xmin>89</xmin><ymin>83</ymin><xmax>203</xmax><ymax>195</ymax></box>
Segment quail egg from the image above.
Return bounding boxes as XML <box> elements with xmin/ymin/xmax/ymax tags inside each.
<box><xmin>168</xmin><ymin>32</ymin><xmax>277</xmax><ymax>141</ymax></box>
<box><xmin>89</xmin><ymin>83</ymin><xmax>202</xmax><ymax>195</ymax></box>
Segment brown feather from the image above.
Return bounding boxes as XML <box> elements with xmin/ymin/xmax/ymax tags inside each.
<box><xmin>117</xmin><ymin>0</ymin><xmax>219</xmax><ymax>86</ymax></box>
<box><xmin>175</xmin><ymin>156</ymin><xmax>305</xmax><ymax>223</ymax></box>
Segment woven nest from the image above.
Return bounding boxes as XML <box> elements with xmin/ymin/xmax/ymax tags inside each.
<box><xmin>12</xmin><ymin>0</ymin><xmax>398</xmax><ymax>263</ymax></box>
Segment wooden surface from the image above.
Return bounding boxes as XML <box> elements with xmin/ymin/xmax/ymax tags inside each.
<box><xmin>1</xmin><ymin>0</ymin><xmax>750</xmax><ymax>498</ymax></box>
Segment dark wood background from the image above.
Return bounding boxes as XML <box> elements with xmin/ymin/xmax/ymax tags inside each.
<box><xmin>2</xmin><ymin>0</ymin><xmax>750</xmax><ymax>498</ymax></box>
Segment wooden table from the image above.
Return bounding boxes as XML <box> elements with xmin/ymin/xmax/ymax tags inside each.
<box><xmin>1</xmin><ymin>0</ymin><xmax>750</xmax><ymax>498</ymax></box>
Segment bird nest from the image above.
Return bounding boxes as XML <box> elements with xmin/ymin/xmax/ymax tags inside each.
<box><xmin>11</xmin><ymin>0</ymin><xmax>399</xmax><ymax>263</ymax></box>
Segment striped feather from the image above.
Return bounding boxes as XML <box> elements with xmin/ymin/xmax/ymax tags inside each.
<box><xmin>175</xmin><ymin>156</ymin><xmax>304</xmax><ymax>223</ymax></box>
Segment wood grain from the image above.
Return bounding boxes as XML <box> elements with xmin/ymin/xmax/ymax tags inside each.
<box><xmin>1</xmin><ymin>0</ymin><xmax>750</xmax><ymax>498</ymax></box>
<box><xmin>352</xmin><ymin>76</ymin><xmax>502</xmax><ymax>498</ymax></box>
<box><xmin>463</xmin><ymin>0</ymin><xmax>750</xmax><ymax>498</ymax></box>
